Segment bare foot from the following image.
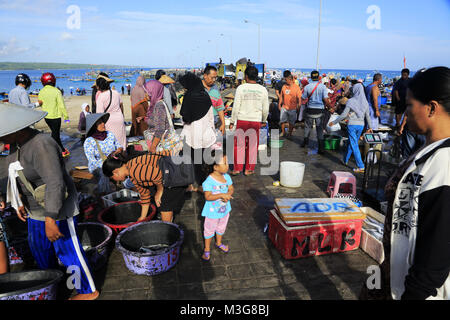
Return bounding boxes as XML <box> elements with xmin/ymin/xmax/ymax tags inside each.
<box><xmin>69</xmin><ymin>290</ymin><xmax>100</xmax><ymax>300</ymax></box>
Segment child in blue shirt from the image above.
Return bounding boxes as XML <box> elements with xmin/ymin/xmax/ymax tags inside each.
<box><xmin>201</xmin><ymin>150</ymin><xmax>234</xmax><ymax>261</ymax></box>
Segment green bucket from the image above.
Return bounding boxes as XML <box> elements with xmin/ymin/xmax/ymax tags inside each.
<box><xmin>324</xmin><ymin>135</ymin><xmax>341</xmax><ymax>150</ymax></box>
<box><xmin>269</xmin><ymin>138</ymin><xmax>284</xmax><ymax>148</ymax></box>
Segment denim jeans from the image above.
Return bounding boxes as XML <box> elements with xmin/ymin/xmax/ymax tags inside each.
<box><xmin>304</xmin><ymin>115</ymin><xmax>324</xmax><ymax>141</ymax></box>
<box><xmin>344</xmin><ymin>125</ymin><xmax>365</xmax><ymax>169</ymax></box>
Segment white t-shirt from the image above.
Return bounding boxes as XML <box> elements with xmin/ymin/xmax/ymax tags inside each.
<box><xmin>231</xmin><ymin>83</ymin><xmax>270</xmax><ymax>124</ymax></box>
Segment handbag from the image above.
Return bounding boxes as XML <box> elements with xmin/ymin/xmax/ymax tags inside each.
<box><xmin>144</xmin><ymin>101</ymin><xmax>183</xmax><ymax>154</ymax></box>
<box><xmin>15</xmin><ymin>148</ymin><xmax>68</xmax><ymax>208</ymax></box>
<box><xmin>158</xmin><ymin>153</ymin><xmax>195</xmax><ymax>188</ymax></box>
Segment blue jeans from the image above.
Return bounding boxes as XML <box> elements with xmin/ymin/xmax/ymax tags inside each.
<box><xmin>344</xmin><ymin>125</ymin><xmax>364</xmax><ymax>169</ymax></box>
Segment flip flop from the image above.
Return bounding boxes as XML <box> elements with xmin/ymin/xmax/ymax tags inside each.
<box><xmin>244</xmin><ymin>171</ymin><xmax>255</xmax><ymax>176</ymax></box>
<box><xmin>201</xmin><ymin>251</ymin><xmax>211</xmax><ymax>261</ymax></box>
<box><xmin>230</xmin><ymin>171</ymin><xmax>241</xmax><ymax>176</ymax></box>
<box><xmin>215</xmin><ymin>243</ymin><xmax>229</xmax><ymax>253</ymax></box>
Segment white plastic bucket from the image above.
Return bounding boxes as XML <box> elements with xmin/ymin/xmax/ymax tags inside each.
<box><xmin>280</xmin><ymin>161</ymin><xmax>305</xmax><ymax>188</ymax></box>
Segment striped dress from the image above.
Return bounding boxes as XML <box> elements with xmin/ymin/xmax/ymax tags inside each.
<box><xmin>125</xmin><ymin>154</ymin><xmax>165</xmax><ymax>205</ymax></box>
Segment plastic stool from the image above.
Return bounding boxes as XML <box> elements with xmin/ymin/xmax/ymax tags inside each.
<box><xmin>327</xmin><ymin>171</ymin><xmax>357</xmax><ymax>198</ymax></box>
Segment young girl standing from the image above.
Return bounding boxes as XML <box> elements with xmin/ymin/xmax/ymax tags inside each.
<box><xmin>201</xmin><ymin>151</ymin><xmax>234</xmax><ymax>261</ymax></box>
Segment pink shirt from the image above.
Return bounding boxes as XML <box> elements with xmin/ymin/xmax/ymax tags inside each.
<box><xmin>96</xmin><ymin>89</ymin><xmax>122</xmax><ymax>114</ymax></box>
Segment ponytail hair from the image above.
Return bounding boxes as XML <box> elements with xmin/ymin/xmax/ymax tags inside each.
<box><xmin>202</xmin><ymin>149</ymin><xmax>224</xmax><ymax>177</ymax></box>
<box><xmin>102</xmin><ymin>152</ymin><xmax>128</xmax><ymax>178</ymax></box>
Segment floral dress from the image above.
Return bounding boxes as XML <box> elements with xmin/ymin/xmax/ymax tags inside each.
<box><xmin>83</xmin><ymin>131</ymin><xmax>122</xmax><ymax>194</ymax></box>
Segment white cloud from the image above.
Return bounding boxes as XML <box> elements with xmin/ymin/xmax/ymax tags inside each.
<box><xmin>0</xmin><ymin>38</ymin><xmax>30</xmax><ymax>56</ymax></box>
<box><xmin>60</xmin><ymin>32</ymin><xmax>74</xmax><ymax>41</ymax></box>
<box><xmin>0</xmin><ymin>0</ymin><xmax>66</xmax><ymax>15</ymax></box>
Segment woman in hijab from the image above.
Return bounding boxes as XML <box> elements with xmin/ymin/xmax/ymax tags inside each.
<box><xmin>179</xmin><ymin>72</ymin><xmax>215</xmax><ymax>189</ymax></box>
<box><xmin>143</xmin><ymin>80</ymin><xmax>170</xmax><ymax>153</ymax></box>
<box><xmin>83</xmin><ymin>113</ymin><xmax>123</xmax><ymax>194</ymax></box>
<box><xmin>130</xmin><ymin>76</ymin><xmax>149</xmax><ymax>137</ymax></box>
<box><xmin>78</xmin><ymin>102</ymin><xmax>90</xmax><ymax>133</ymax></box>
<box><xmin>329</xmin><ymin>82</ymin><xmax>373</xmax><ymax>173</ymax></box>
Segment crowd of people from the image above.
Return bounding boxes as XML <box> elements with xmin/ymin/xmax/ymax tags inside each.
<box><xmin>0</xmin><ymin>64</ymin><xmax>449</xmax><ymax>301</ymax></box>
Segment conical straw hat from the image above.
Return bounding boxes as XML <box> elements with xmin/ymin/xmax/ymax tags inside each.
<box><xmin>0</xmin><ymin>102</ymin><xmax>47</xmax><ymax>137</ymax></box>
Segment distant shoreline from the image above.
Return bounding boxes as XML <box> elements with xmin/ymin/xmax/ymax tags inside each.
<box><xmin>0</xmin><ymin>62</ymin><xmax>142</xmax><ymax>71</ymax></box>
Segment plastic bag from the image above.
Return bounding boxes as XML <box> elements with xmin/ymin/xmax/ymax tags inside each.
<box><xmin>326</xmin><ymin>114</ymin><xmax>341</xmax><ymax>133</ymax></box>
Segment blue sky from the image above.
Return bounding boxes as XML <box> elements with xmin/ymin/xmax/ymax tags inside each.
<box><xmin>0</xmin><ymin>0</ymin><xmax>449</xmax><ymax>70</ymax></box>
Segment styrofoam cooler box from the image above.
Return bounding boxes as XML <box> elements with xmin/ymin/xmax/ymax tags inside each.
<box><xmin>360</xmin><ymin>207</ymin><xmax>385</xmax><ymax>264</ymax></box>
<box><xmin>102</xmin><ymin>189</ymin><xmax>141</xmax><ymax>208</ymax></box>
<box><xmin>268</xmin><ymin>209</ymin><xmax>363</xmax><ymax>260</ymax></box>
<box><xmin>274</xmin><ymin>198</ymin><xmax>366</xmax><ymax>226</ymax></box>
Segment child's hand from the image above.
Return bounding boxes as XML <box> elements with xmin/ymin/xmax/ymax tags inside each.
<box><xmin>221</xmin><ymin>193</ymin><xmax>233</xmax><ymax>202</ymax></box>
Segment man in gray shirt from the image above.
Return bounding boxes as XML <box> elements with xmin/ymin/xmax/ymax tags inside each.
<box><xmin>301</xmin><ymin>70</ymin><xmax>330</xmax><ymax>154</ymax></box>
<box><xmin>8</xmin><ymin>74</ymin><xmax>43</xmax><ymax>109</ymax></box>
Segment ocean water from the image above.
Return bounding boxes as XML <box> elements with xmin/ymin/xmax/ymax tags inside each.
<box><xmin>0</xmin><ymin>68</ymin><xmax>155</xmax><ymax>96</ymax></box>
<box><xmin>0</xmin><ymin>67</ymin><xmax>410</xmax><ymax>96</ymax></box>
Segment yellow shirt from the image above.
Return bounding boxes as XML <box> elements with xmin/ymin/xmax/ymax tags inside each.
<box><xmin>38</xmin><ymin>85</ymin><xmax>68</xmax><ymax>120</ymax></box>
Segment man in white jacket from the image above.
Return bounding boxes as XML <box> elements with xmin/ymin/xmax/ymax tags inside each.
<box><xmin>229</xmin><ymin>66</ymin><xmax>269</xmax><ymax>176</ymax></box>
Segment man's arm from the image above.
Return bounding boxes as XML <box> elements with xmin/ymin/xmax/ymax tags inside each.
<box><xmin>399</xmin><ymin>114</ymin><xmax>408</xmax><ymax>135</ymax></box>
<box><xmin>218</xmin><ymin>110</ymin><xmax>225</xmax><ymax>134</ymax></box>
<box><xmin>371</xmin><ymin>86</ymin><xmax>380</xmax><ymax>117</ymax></box>
<box><xmin>19</xmin><ymin>90</ymin><xmax>39</xmax><ymax>109</ymax></box>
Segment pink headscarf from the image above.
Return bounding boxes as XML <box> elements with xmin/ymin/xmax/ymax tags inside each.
<box><xmin>143</xmin><ymin>80</ymin><xmax>164</xmax><ymax>117</ymax></box>
<box><xmin>131</xmin><ymin>76</ymin><xmax>147</xmax><ymax>107</ymax></box>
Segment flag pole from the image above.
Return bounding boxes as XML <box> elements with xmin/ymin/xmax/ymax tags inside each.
<box><xmin>316</xmin><ymin>0</ymin><xmax>323</xmax><ymax>71</ymax></box>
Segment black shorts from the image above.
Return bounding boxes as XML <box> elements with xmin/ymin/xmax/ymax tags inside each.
<box><xmin>159</xmin><ymin>186</ymin><xmax>186</xmax><ymax>212</ymax></box>
<box><xmin>395</xmin><ymin>102</ymin><xmax>407</xmax><ymax>115</ymax></box>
